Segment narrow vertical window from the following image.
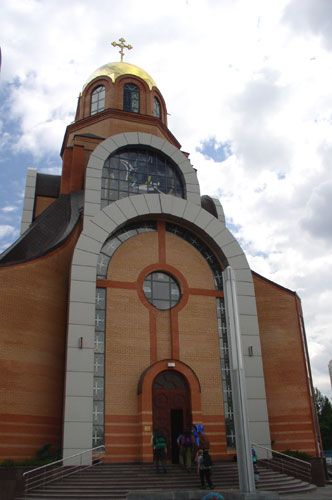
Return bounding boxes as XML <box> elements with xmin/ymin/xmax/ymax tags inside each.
<box><xmin>153</xmin><ymin>96</ymin><xmax>161</xmax><ymax>118</ymax></box>
<box><xmin>91</xmin><ymin>85</ymin><xmax>105</xmax><ymax>115</ymax></box>
<box><xmin>123</xmin><ymin>83</ymin><xmax>140</xmax><ymax>113</ymax></box>
<box><xmin>93</xmin><ymin>287</ymin><xmax>106</xmax><ymax>447</ymax></box>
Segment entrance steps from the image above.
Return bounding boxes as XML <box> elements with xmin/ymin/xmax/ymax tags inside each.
<box><xmin>17</xmin><ymin>462</ymin><xmax>317</xmax><ymax>499</ymax></box>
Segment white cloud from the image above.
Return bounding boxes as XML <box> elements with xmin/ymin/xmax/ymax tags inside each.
<box><xmin>301</xmin><ymin>180</ymin><xmax>332</xmax><ymax>240</ymax></box>
<box><xmin>0</xmin><ymin>126</ymin><xmax>12</xmax><ymax>153</ymax></box>
<box><xmin>41</xmin><ymin>165</ymin><xmax>62</xmax><ymax>175</ymax></box>
<box><xmin>1</xmin><ymin>206</ymin><xmax>17</xmax><ymax>212</ymax></box>
<box><xmin>0</xmin><ymin>224</ymin><xmax>16</xmax><ymax>238</ymax></box>
<box><xmin>283</xmin><ymin>0</ymin><xmax>332</xmax><ymax>51</ymax></box>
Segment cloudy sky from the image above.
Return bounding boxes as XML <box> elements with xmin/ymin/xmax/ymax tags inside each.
<box><xmin>1</xmin><ymin>0</ymin><xmax>332</xmax><ymax>398</ymax></box>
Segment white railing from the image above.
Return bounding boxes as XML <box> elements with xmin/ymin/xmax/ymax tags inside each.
<box><xmin>253</xmin><ymin>443</ymin><xmax>312</xmax><ymax>483</ymax></box>
<box><xmin>23</xmin><ymin>445</ymin><xmax>105</xmax><ymax>498</ymax></box>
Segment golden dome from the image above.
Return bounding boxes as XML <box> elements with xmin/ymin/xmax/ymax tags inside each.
<box><xmin>83</xmin><ymin>61</ymin><xmax>157</xmax><ymax>90</ymax></box>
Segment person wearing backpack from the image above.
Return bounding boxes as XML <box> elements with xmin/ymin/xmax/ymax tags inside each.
<box><xmin>176</xmin><ymin>432</ymin><xmax>185</xmax><ymax>468</ymax></box>
<box><xmin>197</xmin><ymin>431</ymin><xmax>210</xmax><ymax>451</ymax></box>
<box><xmin>152</xmin><ymin>430</ymin><xmax>167</xmax><ymax>473</ymax></box>
<box><xmin>196</xmin><ymin>448</ymin><xmax>214</xmax><ymax>489</ymax></box>
<box><xmin>177</xmin><ymin>430</ymin><xmax>194</xmax><ymax>471</ymax></box>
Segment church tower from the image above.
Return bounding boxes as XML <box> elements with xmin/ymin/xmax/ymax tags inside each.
<box><xmin>0</xmin><ymin>41</ymin><xmax>320</xmax><ymax>464</ymax></box>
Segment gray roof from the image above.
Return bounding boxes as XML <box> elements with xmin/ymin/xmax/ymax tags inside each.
<box><xmin>0</xmin><ymin>191</ymin><xmax>83</xmax><ymax>266</ymax></box>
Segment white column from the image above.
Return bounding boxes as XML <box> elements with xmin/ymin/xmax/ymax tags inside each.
<box><xmin>223</xmin><ymin>266</ymin><xmax>255</xmax><ymax>493</ymax></box>
<box><xmin>21</xmin><ymin>168</ymin><xmax>37</xmax><ymax>234</ymax></box>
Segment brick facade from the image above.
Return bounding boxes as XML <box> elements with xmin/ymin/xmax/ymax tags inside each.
<box><xmin>0</xmin><ymin>226</ymin><xmax>80</xmax><ymax>460</ymax></box>
<box><xmin>100</xmin><ymin>227</ymin><xmax>226</xmax><ymax>461</ymax></box>
<box><xmin>253</xmin><ymin>273</ymin><xmax>319</xmax><ymax>455</ymax></box>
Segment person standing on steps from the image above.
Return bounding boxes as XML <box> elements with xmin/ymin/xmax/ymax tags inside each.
<box><xmin>177</xmin><ymin>431</ymin><xmax>185</xmax><ymax>468</ymax></box>
<box><xmin>252</xmin><ymin>446</ymin><xmax>260</xmax><ymax>482</ymax></box>
<box><xmin>152</xmin><ymin>429</ymin><xmax>167</xmax><ymax>473</ymax></box>
<box><xmin>177</xmin><ymin>429</ymin><xmax>194</xmax><ymax>471</ymax></box>
<box><xmin>191</xmin><ymin>424</ymin><xmax>199</xmax><ymax>464</ymax></box>
<box><xmin>196</xmin><ymin>448</ymin><xmax>214</xmax><ymax>490</ymax></box>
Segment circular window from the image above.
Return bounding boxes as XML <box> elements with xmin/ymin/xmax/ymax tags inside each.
<box><xmin>143</xmin><ymin>272</ymin><xmax>181</xmax><ymax>310</ymax></box>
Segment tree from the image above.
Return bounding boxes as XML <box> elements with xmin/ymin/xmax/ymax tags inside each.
<box><xmin>314</xmin><ymin>388</ymin><xmax>332</xmax><ymax>450</ymax></box>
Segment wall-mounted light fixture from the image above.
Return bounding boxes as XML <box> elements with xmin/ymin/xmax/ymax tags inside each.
<box><xmin>248</xmin><ymin>346</ymin><xmax>253</xmax><ymax>357</ymax></box>
<box><xmin>79</xmin><ymin>337</ymin><xmax>84</xmax><ymax>349</ymax></box>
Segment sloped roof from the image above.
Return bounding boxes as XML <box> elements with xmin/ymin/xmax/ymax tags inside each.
<box><xmin>0</xmin><ymin>191</ymin><xmax>83</xmax><ymax>266</ymax></box>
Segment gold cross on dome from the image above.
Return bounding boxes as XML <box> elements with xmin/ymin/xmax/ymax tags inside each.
<box><xmin>111</xmin><ymin>37</ymin><xmax>133</xmax><ymax>62</ymax></box>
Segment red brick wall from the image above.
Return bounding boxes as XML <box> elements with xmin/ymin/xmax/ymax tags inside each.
<box><xmin>0</xmin><ymin>226</ymin><xmax>80</xmax><ymax>460</ymax></box>
<box><xmin>78</xmin><ymin>74</ymin><xmax>168</xmax><ymax>126</ymax></box>
<box><xmin>34</xmin><ymin>196</ymin><xmax>56</xmax><ymax>218</ymax></box>
<box><xmin>254</xmin><ymin>273</ymin><xmax>319</xmax><ymax>455</ymax></box>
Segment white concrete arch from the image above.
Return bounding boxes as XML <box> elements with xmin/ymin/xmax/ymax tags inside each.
<box><xmin>63</xmin><ymin>193</ymin><xmax>271</xmax><ymax>459</ymax></box>
<box><xmin>83</xmin><ymin>132</ymin><xmax>201</xmax><ymax>227</ymax></box>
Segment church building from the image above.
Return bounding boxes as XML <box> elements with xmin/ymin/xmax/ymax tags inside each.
<box><xmin>0</xmin><ymin>41</ymin><xmax>321</xmax><ymax>464</ymax></box>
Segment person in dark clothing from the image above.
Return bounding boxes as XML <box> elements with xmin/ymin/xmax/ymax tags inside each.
<box><xmin>152</xmin><ymin>430</ymin><xmax>167</xmax><ymax>473</ymax></box>
<box><xmin>196</xmin><ymin>448</ymin><xmax>214</xmax><ymax>489</ymax></box>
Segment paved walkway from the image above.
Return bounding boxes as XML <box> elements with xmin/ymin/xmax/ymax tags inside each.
<box><xmin>281</xmin><ymin>483</ymin><xmax>332</xmax><ymax>499</ymax></box>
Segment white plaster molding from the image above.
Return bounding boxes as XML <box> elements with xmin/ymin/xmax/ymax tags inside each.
<box><xmin>83</xmin><ymin>133</ymin><xmax>201</xmax><ymax>229</ymax></box>
<box><xmin>20</xmin><ymin>168</ymin><xmax>37</xmax><ymax>234</ymax></box>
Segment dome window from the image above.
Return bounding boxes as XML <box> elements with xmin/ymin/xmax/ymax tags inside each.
<box><xmin>91</xmin><ymin>85</ymin><xmax>105</xmax><ymax>115</ymax></box>
<box><xmin>123</xmin><ymin>83</ymin><xmax>140</xmax><ymax>113</ymax></box>
<box><xmin>101</xmin><ymin>146</ymin><xmax>185</xmax><ymax>206</ymax></box>
<box><xmin>153</xmin><ymin>97</ymin><xmax>161</xmax><ymax>118</ymax></box>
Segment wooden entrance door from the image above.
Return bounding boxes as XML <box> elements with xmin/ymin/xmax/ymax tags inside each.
<box><xmin>152</xmin><ymin>370</ymin><xmax>191</xmax><ymax>462</ymax></box>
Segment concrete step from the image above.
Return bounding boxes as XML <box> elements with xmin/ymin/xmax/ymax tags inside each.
<box><xmin>17</xmin><ymin>462</ymin><xmax>316</xmax><ymax>499</ymax></box>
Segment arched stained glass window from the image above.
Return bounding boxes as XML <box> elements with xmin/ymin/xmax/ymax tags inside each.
<box><xmin>123</xmin><ymin>83</ymin><xmax>140</xmax><ymax>113</ymax></box>
<box><xmin>91</xmin><ymin>85</ymin><xmax>105</xmax><ymax>115</ymax></box>
<box><xmin>153</xmin><ymin>97</ymin><xmax>161</xmax><ymax>118</ymax></box>
<box><xmin>153</xmin><ymin>371</ymin><xmax>188</xmax><ymax>390</ymax></box>
<box><xmin>101</xmin><ymin>147</ymin><xmax>185</xmax><ymax>206</ymax></box>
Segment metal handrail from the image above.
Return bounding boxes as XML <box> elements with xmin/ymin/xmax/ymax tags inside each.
<box><xmin>253</xmin><ymin>442</ymin><xmax>312</xmax><ymax>483</ymax></box>
<box><xmin>253</xmin><ymin>443</ymin><xmax>311</xmax><ymax>466</ymax></box>
<box><xmin>23</xmin><ymin>445</ymin><xmax>105</xmax><ymax>497</ymax></box>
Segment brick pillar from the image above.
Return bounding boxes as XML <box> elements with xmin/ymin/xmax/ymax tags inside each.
<box><xmin>60</xmin><ymin>147</ymin><xmax>73</xmax><ymax>194</ymax></box>
<box><xmin>70</xmin><ymin>145</ymin><xmax>85</xmax><ymax>192</ymax></box>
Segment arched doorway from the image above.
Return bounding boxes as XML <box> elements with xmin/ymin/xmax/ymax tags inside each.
<box><xmin>152</xmin><ymin>370</ymin><xmax>192</xmax><ymax>463</ymax></box>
